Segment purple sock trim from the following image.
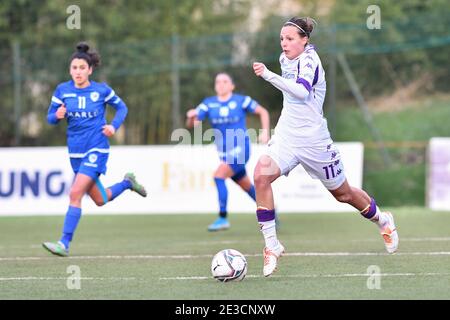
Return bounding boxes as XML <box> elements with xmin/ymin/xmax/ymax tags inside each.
<box><xmin>362</xmin><ymin>198</ymin><xmax>377</xmax><ymax>219</ymax></box>
<box><xmin>256</xmin><ymin>209</ymin><xmax>275</xmax><ymax>222</ymax></box>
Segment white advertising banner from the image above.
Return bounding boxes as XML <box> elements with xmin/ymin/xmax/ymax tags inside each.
<box><xmin>0</xmin><ymin>143</ymin><xmax>363</xmax><ymax>216</ymax></box>
<box><xmin>427</xmin><ymin>138</ymin><xmax>450</xmax><ymax>210</ymax></box>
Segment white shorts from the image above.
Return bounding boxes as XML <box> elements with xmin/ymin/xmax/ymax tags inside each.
<box><xmin>264</xmin><ymin>135</ymin><xmax>346</xmax><ymax>190</ymax></box>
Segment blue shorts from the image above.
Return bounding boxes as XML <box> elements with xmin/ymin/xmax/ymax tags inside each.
<box><xmin>70</xmin><ymin>151</ymin><xmax>109</xmax><ymax>180</ymax></box>
<box><xmin>221</xmin><ymin>143</ymin><xmax>250</xmax><ymax>181</ymax></box>
<box><xmin>228</xmin><ymin>161</ymin><xmax>248</xmax><ymax>180</ymax></box>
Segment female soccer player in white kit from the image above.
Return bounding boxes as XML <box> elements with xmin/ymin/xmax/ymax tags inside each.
<box><xmin>252</xmin><ymin>17</ymin><xmax>399</xmax><ymax>277</ymax></box>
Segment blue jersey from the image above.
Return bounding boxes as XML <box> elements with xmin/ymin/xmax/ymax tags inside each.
<box><xmin>47</xmin><ymin>80</ymin><xmax>127</xmax><ymax>159</ymax></box>
<box><xmin>195</xmin><ymin>94</ymin><xmax>258</xmax><ymax>160</ymax></box>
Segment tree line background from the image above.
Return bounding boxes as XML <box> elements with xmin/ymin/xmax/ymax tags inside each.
<box><xmin>1</xmin><ymin>0</ymin><xmax>449</xmax><ymax>205</ymax></box>
<box><xmin>0</xmin><ymin>0</ymin><xmax>448</xmax><ymax>146</ymax></box>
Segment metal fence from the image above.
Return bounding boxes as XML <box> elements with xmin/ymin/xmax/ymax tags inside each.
<box><xmin>1</xmin><ymin>11</ymin><xmax>450</xmax><ymax>205</ymax></box>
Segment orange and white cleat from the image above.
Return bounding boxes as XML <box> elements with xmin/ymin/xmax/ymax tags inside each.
<box><xmin>263</xmin><ymin>242</ymin><xmax>285</xmax><ymax>277</ymax></box>
<box><xmin>380</xmin><ymin>212</ymin><xmax>399</xmax><ymax>254</ymax></box>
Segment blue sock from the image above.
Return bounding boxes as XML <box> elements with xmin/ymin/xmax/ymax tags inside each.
<box><xmin>214</xmin><ymin>178</ymin><xmax>228</xmax><ymax>218</ymax></box>
<box><xmin>247</xmin><ymin>184</ymin><xmax>256</xmax><ymax>201</ymax></box>
<box><xmin>108</xmin><ymin>179</ymin><xmax>132</xmax><ymax>201</ymax></box>
<box><xmin>60</xmin><ymin>206</ymin><xmax>82</xmax><ymax>249</ymax></box>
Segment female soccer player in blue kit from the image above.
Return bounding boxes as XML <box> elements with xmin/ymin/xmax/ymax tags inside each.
<box><xmin>186</xmin><ymin>72</ymin><xmax>270</xmax><ymax>231</ymax></box>
<box><xmin>42</xmin><ymin>42</ymin><xmax>147</xmax><ymax>256</ymax></box>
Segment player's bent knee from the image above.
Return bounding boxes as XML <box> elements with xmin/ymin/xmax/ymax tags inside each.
<box><xmin>93</xmin><ymin>198</ymin><xmax>105</xmax><ymax>207</ymax></box>
<box><xmin>69</xmin><ymin>188</ymin><xmax>84</xmax><ymax>202</ymax></box>
<box><xmin>254</xmin><ymin>170</ymin><xmax>271</xmax><ymax>189</ymax></box>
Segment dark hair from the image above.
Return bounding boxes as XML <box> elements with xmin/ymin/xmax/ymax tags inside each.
<box><xmin>70</xmin><ymin>42</ymin><xmax>101</xmax><ymax>69</ymax></box>
<box><xmin>284</xmin><ymin>17</ymin><xmax>316</xmax><ymax>39</ymax></box>
<box><xmin>216</xmin><ymin>72</ymin><xmax>235</xmax><ymax>85</ymax></box>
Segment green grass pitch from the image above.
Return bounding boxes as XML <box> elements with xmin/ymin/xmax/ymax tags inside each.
<box><xmin>0</xmin><ymin>207</ymin><xmax>449</xmax><ymax>299</ymax></box>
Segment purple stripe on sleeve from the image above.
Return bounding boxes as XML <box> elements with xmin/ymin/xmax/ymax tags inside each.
<box><xmin>256</xmin><ymin>209</ymin><xmax>276</xmax><ymax>222</ymax></box>
<box><xmin>312</xmin><ymin>66</ymin><xmax>319</xmax><ymax>86</ymax></box>
<box><xmin>296</xmin><ymin>77</ymin><xmax>312</xmax><ymax>92</ymax></box>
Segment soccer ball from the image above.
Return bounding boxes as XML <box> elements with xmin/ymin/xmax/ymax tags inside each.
<box><xmin>211</xmin><ymin>249</ymin><xmax>247</xmax><ymax>282</ymax></box>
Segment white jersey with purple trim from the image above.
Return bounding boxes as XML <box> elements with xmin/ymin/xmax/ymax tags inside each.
<box><xmin>271</xmin><ymin>44</ymin><xmax>331</xmax><ymax>146</ymax></box>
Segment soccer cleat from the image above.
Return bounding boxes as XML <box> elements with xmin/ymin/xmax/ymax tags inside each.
<box><xmin>42</xmin><ymin>241</ymin><xmax>69</xmax><ymax>257</ymax></box>
<box><xmin>124</xmin><ymin>172</ymin><xmax>147</xmax><ymax>197</ymax></box>
<box><xmin>380</xmin><ymin>212</ymin><xmax>399</xmax><ymax>254</ymax></box>
<box><xmin>207</xmin><ymin>217</ymin><xmax>230</xmax><ymax>232</ymax></box>
<box><xmin>263</xmin><ymin>242</ymin><xmax>285</xmax><ymax>277</ymax></box>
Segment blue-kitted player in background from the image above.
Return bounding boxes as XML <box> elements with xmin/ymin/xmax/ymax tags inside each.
<box><xmin>186</xmin><ymin>72</ymin><xmax>270</xmax><ymax>231</ymax></box>
<box><xmin>42</xmin><ymin>42</ymin><xmax>147</xmax><ymax>257</ymax></box>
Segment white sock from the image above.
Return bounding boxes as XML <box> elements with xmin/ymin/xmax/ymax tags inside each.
<box><xmin>371</xmin><ymin>207</ymin><xmax>388</xmax><ymax>227</ymax></box>
<box><xmin>259</xmin><ymin>220</ymin><xmax>279</xmax><ymax>249</ymax></box>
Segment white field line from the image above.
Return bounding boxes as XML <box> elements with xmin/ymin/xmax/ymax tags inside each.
<box><xmin>350</xmin><ymin>237</ymin><xmax>450</xmax><ymax>243</ymax></box>
<box><xmin>176</xmin><ymin>237</ymin><xmax>450</xmax><ymax>245</ymax></box>
<box><xmin>1</xmin><ymin>251</ymin><xmax>450</xmax><ymax>262</ymax></box>
<box><xmin>0</xmin><ymin>237</ymin><xmax>448</xmax><ymax>250</ymax></box>
<box><xmin>0</xmin><ymin>276</ymin><xmax>137</xmax><ymax>282</ymax></box>
<box><xmin>2</xmin><ymin>272</ymin><xmax>449</xmax><ymax>282</ymax></box>
<box><xmin>159</xmin><ymin>272</ymin><xmax>450</xmax><ymax>281</ymax></box>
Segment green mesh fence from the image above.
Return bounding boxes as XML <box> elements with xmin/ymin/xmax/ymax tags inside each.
<box><xmin>1</xmin><ymin>11</ymin><xmax>450</xmax><ymax>204</ymax></box>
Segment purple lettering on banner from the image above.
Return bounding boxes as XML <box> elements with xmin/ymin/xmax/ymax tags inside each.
<box><xmin>0</xmin><ymin>172</ymin><xmax>14</xmax><ymax>197</ymax></box>
<box><xmin>20</xmin><ymin>172</ymin><xmax>40</xmax><ymax>197</ymax></box>
<box><xmin>46</xmin><ymin>171</ymin><xmax>66</xmax><ymax>197</ymax></box>
<box><xmin>1</xmin><ymin>170</ymin><xmax>70</xmax><ymax>199</ymax></box>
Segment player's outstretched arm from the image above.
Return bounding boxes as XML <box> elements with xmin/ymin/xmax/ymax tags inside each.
<box><xmin>253</xmin><ymin>62</ymin><xmax>267</xmax><ymax>77</ymax></box>
<box><xmin>253</xmin><ymin>61</ymin><xmax>309</xmax><ymax>101</ymax></box>
<box><xmin>186</xmin><ymin>108</ymin><xmax>201</xmax><ymax>128</ymax></box>
<box><xmin>108</xmin><ymin>99</ymin><xmax>128</xmax><ymax>132</ymax></box>
<box><xmin>102</xmin><ymin>124</ymin><xmax>116</xmax><ymax>137</ymax></box>
<box><xmin>47</xmin><ymin>104</ymin><xmax>66</xmax><ymax>125</ymax></box>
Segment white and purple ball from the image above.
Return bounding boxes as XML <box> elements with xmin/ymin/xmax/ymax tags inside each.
<box><xmin>211</xmin><ymin>249</ymin><xmax>247</xmax><ymax>282</ymax></box>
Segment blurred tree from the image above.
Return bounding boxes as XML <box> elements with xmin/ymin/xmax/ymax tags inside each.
<box><xmin>0</xmin><ymin>0</ymin><xmax>251</xmax><ymax>146</ymax></box>
<box><xmin>328</xmin><ymin>0</ymin><xmax>450</xmax><ymax>98</ymax></box>
<box><xmin>0</xmin><ymin>0</ymin><xmax>448</xmax><ymax>146</ymax></box>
